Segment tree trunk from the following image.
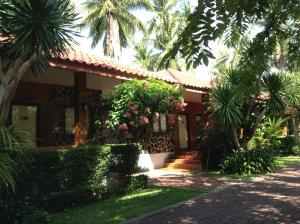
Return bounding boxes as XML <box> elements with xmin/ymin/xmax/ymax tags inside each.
<box><xmin>107</xmin><ymin>14</ymin><xmax>121</xmax><ymax>59</ymax></box>
<box><xmin>0</xmin><ymin>79</ymin><xmax>20</xmax><ymax>126</ymax></box>
<box><xmin>0</xmin><ymin>55</ymin><xmax>36</xmax><ymax>126</ymax></box>
<box><xmin>291</xmin><ymin>112</ymin><xmax>300</xmax><ymax>144</ymax></box>
<box><xmin>231</xmin><ymin>127</ymin><xmax>242</xmax><ymax>150</ymax></box>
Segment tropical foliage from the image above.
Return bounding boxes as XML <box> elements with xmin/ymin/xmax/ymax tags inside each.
<box><xmin>0</xmin><ymin>126</ymin><xmax>31</xmax><ymax>192</ymax></box>
<box><xmin>134</xmin><ymin>0</ymin><xmax>191</xmax><ymax>71</ymax></box>
<box><xmin>210</xmin><ymin>67</ymin><xmax>289</xmax><ymax>150</ymax></box>
<box><xmin>222</xmin><ymin>147</ymin><xmax>276</xmax><ymax>175</ymax></box>
<box><xmin>252</xmin><ymin>117</ymin><xmax>288</xmax><ymax>150</ymax></box>
<box><xmin>0</xmin><ymin>0</ymin><xmax>78</xmax><ymax>126</ymax></box>
<box><xmin>81</xmin><ymin>0</ymin><xmax>152</xmax><ymax>58</ymax></box>
<box><xmin>107</xmin><ymin>79</ymin><xmax>185</xmax><ymax>142</ymax></box>
<box><xmin>162</xmin><ymin>0</ymin><xmax>300</xmax><ymax>70</ymax></box>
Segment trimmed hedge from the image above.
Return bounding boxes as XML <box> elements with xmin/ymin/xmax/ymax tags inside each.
<box><xmin>0</xmin><ymin>144</ymin><xmax>142</xmax><ymax>223</ymax></box>
<box><xmin>109</xmin><ymin>144</ymin><xmax>140</xmax><ymax>177</ymax></box>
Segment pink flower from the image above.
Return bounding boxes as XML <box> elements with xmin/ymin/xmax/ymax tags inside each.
<box><xmin>119</xmin><ymin>123</ymin><xmax>128</xmax><ymax>131</ymax></box>
<box><xmin>139</xmin><ymin>116</ymin><xmax>149</xmax><ymax>125</ymax></box>
<box><xmin>175</xmin><ymin>101</ymin><xmax>187</xmax><ymax>112</ymax></box>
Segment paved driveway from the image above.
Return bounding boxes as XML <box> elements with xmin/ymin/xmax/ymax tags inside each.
<box><xmin>126</xmin><ymin>164</ymin><xmax>300</xmax><ymax>224</ymax></box>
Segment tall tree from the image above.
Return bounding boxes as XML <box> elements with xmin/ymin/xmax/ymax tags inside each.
<box><xmin>134</xmin><ymin>0</ymin><xmax>191</xmax><ymax>71</ymax></box>
<box><xmin>0</xmin><ymin>0</ymin><xmax>78</xmax><ymax>191</ymax></box>
<box><xmin>161</xmin><ymin>0</ymin><xmax>300</xmax><ymax>70</ymax></box>
<box><xmin>81</xmin><ymin>0</ymin><xmax>152</xmax><ymax>59</ymax></box>
<box><xmin>0</xmin><ymin>0</ymin><xmax>78</xmax><ymax>127</ymax></box>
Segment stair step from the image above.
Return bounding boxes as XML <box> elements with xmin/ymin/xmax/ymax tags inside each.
<box><xmin>176</xmin><ymin>155</ymin><xmax>200</xmax><ymax>160</ymax></box>
<box><xmin>164</xmin><ymin>163</ymin><xmax>201</xmax><ymax>170</ymax></box>
<box><xmin>168</xmin><ymin>159</ymin><xmax>201</xmax><ymax>164</ymax></box>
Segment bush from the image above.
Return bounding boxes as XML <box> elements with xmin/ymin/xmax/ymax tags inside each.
<box><xmin>125</xmin><ymin>175</ymin><xmax>148</xmax><ymax>193</ymax></box>
<box><xmin>22</xmin><ymin>209</ymin><xmax>51</xmax><ymax>224</ymax></box>
<box><xmin>222</xmin><ymin>148</ymin><xmax>276</xmax><ymax>175</ymax></box>
<box><xmin>276</xmin><ymin>136</ymin><xmax>296</xmax><ymax>155</ymax></box>
<box><xmin>109</xmin><ymin>144</ymin><xmax>140</xmax><ymax>177</ymax></box>
<box><xmin>0</xmin><ymin>143</ymin><xmax>140</xmax><ymax>222</ymax></box>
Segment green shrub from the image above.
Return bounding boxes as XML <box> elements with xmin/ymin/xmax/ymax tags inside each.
<box><xmin>22</xmin><ymin>209</ymin><xmax>51</xmax><ymax>224</ymax></box>
<box><xmin>276</xmin><ymin>136</ymin><xmax>296</xmax><ymax>155</ymax></box>
<box><xmin>13</xmin><ymin>145</ymin><xmax>111</xmax><ymax>210</ymax></box>
<box><xmin>222</xmin><ymin>148</ymin><xmax>276</xmax><ymax>175</ymax></box>
<box><xmin>1</xmin><ymin>143</ymin><xmax>141</xmax><ymax>221</ymax></box>
<box><xmin>292</xmin><ymin>145</ymin><xmax>300</xmax><ymax>155</ymax></box>
<box><xmin>125</xmin><ymin>175</ymin><xmax>148</xmax><ymax>193</ymax></box>
<box><xmin>109</xmin><ymin>144</ymin><xmax>140</xmax><ymax>177</ymax></box>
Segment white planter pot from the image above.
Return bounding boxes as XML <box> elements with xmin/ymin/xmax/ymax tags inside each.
<box><xmin>137</xmin><ymin>150</ymin><xmax>174</xmax><ymax>171</ymax></box>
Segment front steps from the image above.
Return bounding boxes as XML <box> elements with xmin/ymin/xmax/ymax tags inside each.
<box><xmin>164</xmin><ymin>150</ymin><xmax>203</xmax><ymax>172</ymax></box>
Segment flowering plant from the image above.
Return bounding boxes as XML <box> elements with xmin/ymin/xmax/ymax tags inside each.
<box><xmin>108</xmin><ymin>79</ymin><xmax>185</xmax><ymax>141</ymax></box>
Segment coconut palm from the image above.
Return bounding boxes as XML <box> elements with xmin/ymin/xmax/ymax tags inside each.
<box><xmin>0</xmin><ymin>0</ymin><xmax>78</xmax><ymax>190</ymax></box>
<box><xmin>81</xmin><ymin>0</ymin><xmax>152</xmax><ymax>59</ymax></box>
<box><xmin>135</xmin><ymin>0</ymin><xmax>191</xmax><ymax>71</ymax></box>
<box><xmin>133</xmin><ymin>41</ymin><xmax>159</xmax><ymax>71</ymax></box>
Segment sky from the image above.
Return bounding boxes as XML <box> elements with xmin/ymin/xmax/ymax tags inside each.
<box><xmin>71</xmin><ymin>0</ymin><xmax>226</xmax><ymax>81</ymax></box>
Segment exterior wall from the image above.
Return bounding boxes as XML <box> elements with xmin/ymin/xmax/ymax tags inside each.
<box><xmin>23</xmin><ymin>68</ymin><xmax>74</xmax><ymax>86</ymax></box>
<box><xmin>13</xmin><ymin>68</ymin><xmax>209</xmax><ymax>150</ymax></box>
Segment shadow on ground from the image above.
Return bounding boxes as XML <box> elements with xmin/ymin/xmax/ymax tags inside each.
<box><xmin>126</xmin><ymin>165</ymin><xmax>300</xmax><ymax>224</ymax></box>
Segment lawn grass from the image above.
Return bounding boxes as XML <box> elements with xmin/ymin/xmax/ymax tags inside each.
<box><xmin>276</xmin><ymin>156</ymin><xmax>300</xmax><ymax>169</ymax></box>
<box><xmin>194</xmin><ymin>156</ymin><xmax>300</xmax><ymax>180</ymax></box>
<box><xmin>50</xmin><ymin>187</ymin><xmax>203</xmax><ymax>224</ymax></box>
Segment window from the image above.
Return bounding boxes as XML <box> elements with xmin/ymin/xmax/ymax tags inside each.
<box><xmin>153</xmin><ymin>113</ymin><xmax>167</xmax><ymax>133</ymax></box>
<box><xmin>12</xmin><ymin>105</ymin><xmax>38</xmax><ymax>145</ymax></box>
<box><xmin>65</xmin><ymin>107</ymin><xmax>75</xmax><ymax>134</ymax></box>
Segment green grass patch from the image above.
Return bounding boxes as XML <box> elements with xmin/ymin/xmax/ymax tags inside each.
<box><xmin>276</xmin><ymin>156</ymin><xmax>300</xmax><ymax>169</ymax></box>
<box><xmin>50</xmin><ymin>187</ymin><xmax>203</xmax><ymax>224</ymax></box>
<box><xmin>194</xmin><ymin>156</ymin><xmax>300</xmax><ymax>180</ymax></box>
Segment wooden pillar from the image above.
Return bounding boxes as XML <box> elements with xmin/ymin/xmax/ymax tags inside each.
<box><xmin>74</xmin><ymin>72</ymin><xmax>88</xmax><ymax>146</ymax></box>
<box><xmin>188</xmin><ymin>114</ymin><xmax>197</xmax><ymax>150</ymax></box>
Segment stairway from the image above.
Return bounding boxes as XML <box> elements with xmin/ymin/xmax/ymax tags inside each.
<box><xmin>164</xmin><ymin>150</ymin><xmax>203</xmax><ymax>172</ymax></box>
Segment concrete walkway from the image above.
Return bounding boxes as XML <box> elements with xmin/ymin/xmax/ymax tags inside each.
<box><xmin>126</xmin><ymin>164</ymin><xmax>300</xmax><ymax>224</ymax></box>
<box><xmin>146</xmin><ymin>169</ymin><xmax>233</xmax><ymax>190</ymax></box>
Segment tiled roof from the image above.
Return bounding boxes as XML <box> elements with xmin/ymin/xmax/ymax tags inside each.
<box><xmin>49</xmin><ymin>48</ymin><xmax>211</xmax><ymax>90</ymax></box>
<box><xmin>166</xmin><ymin>68</ymin><xmax>211</xmax><ymax>89</ymax></box>
<box><xmin>50</xmin><ymin>50</ymin><xmax>177</xmax><ymax>83</ymax></box>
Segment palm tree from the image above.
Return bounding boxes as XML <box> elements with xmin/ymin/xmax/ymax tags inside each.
<box><xmin>81</xmin><ymin>0</ymin><xmax>152</xmax><ymax>59</ymax></box>
<box><xmin>211</xmin><ymin>67</ymin><xmax>289</xmax><ymax>150</ymax></box>
<box><xmin>0</xmin><ymin>0</ymin><xmax>78</xmax><ymax>190</ymax></box>
<box><xmin>134</xmin><ymin>0</ymin><xmax>191</xmax><ymax>71</ymax></box>
<box><xmin>133</xmin><ymin>41</ymin><xmax>159</xmax><ymax>70</ymax></box>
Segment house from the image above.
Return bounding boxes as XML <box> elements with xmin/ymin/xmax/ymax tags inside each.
<box><xmin>10</xmin><ymin>48</ymin><xmax>211</xmax><ymax>169</ymax></box>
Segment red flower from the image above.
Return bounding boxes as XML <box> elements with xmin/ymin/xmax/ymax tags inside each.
<box><xmin>119</xmin><ymin>123</ymin><xmax>128</xmax><ymax>131</ymax></box>
<box><xmin>139</xmin><ymin>116</ymin><xmax>149</xmax><ymax>125</ymax></box>
<box><xmin>175</xmin><ymin>101</ymin><xmax>187</xmax><ymax>112</ymax></box>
